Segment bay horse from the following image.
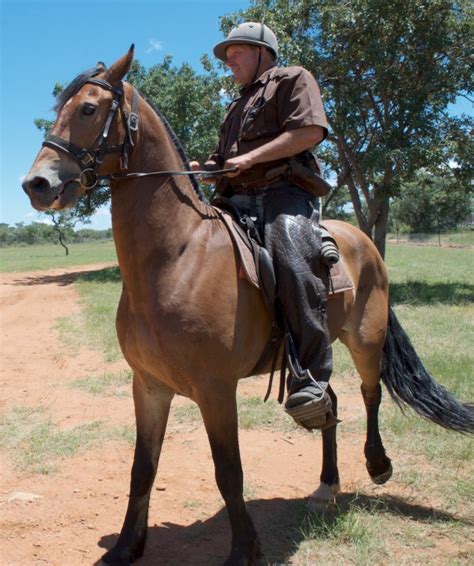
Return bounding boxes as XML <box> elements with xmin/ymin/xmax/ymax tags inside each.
<box><xmin>23</xmin><ymin>47</ymin><xmax>473</xmax><ymax>565</ymax></box>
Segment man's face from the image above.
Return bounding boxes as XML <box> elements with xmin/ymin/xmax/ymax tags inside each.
<box><xmin>225</xmin><ymin>44</ymin><xmax>260</xmax><ymax>86</ymax></box>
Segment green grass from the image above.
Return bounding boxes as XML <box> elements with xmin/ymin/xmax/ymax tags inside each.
<box><xmin>55</xmin><ymin>266</ymin><xmax>123</xmax><ymax>361</ymax></box>
<box><xmin>71</xmin><ymin>370</ymin><xmax>132</xmax><ymax>396</ymax></box>
<box><xmin>386</xmin><ymin>245</ymin><xmax>473</xmax><ymax>305</ymax></box>
<box><xmin>289</xmin><ymin>495</ymin><xmax>473</xmax><ymax>566</ymax></box>
<box><xmin>0</xmin><ymin>406</ymin><xmax>105</xmax><ymax>474</ymax></box>
<box><xmin>0</xmin><ymin>406</ymin><xmax>138</xmax><ymax>473</ymax></box>
<box><xmin>0</xmin><ymin>240</ymin><xmax>117</xmax><ymax>272</ymax></box>
<box><xmin>172</xmin><ymin>396</ymin><xmax>297</xmax><ymax>432</ymax></box>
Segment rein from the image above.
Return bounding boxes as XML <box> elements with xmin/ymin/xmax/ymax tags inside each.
<box><xmin>42</xmin><ymin>77</ymin><xmax>235</xmax><ymax>191</ymax></box>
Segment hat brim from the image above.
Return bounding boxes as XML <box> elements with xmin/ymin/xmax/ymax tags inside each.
<box><xmin>213</xmin><ymin>38</ymin><xmax>275</xmax><ymax>61</ymax></box>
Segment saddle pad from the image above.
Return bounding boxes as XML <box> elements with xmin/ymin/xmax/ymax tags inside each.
<box><xmin>218</xmin><ymin>210</ymin><xmax>353</xmax><ymax>297</ymax></box>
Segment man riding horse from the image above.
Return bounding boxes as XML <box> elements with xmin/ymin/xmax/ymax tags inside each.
<box><xmin>191</xmin><ymin>22</ymin><xmax>335</xmax><ymax>430</ymax></box>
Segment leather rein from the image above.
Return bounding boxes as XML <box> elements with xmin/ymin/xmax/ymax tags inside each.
<box><xmin>42</xmin><ymin>77</ymin><xmax>235</xmax><ymax>190</ymax></box>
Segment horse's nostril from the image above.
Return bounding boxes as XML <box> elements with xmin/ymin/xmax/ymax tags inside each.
<box><xmin>23</xmin><ymin>176</ymin><xmax>51</xmax><ymax>194</ymax></box>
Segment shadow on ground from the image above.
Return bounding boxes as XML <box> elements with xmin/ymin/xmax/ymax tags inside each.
<box><xmin>11</xmin><ymin>266</ymin><xmax>121</xmax><ymax>287</ymax></box>
<box><xmin>95</xmin><ymin>492</ymin><xmax>469</xmax><ymax>565</ymax></box>
<box><xmin>12</xmin><ymin>267</ymin><xmax>473</xmax><ymax>306</ymax></box>
<box><xmin>390</xmin><ymin>280</ymin><xmax>474</xmax><ymax>305</ymax></box>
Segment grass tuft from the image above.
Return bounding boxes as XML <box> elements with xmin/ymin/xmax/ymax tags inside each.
<box><xmin>71</xmin><ymin>370</ymin><xmax>132</xmax><ymax>396</ymax></box>
<box><xmin>0</xmin><ymin>406</ymin><xmax>104</xmax><ymax>474</ymax></box>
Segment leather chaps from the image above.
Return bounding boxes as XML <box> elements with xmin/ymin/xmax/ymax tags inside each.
<box><xmin>230</xmin><ymin>184</ymin><xmax>333</xmax><ymax>387</ymax></box>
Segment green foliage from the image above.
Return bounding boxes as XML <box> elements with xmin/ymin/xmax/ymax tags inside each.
<box><xmin>391</xmin><ymin>172</ymin><xmax>472</xmax><ymax>233</ymax></box>
<box><xmin>0</xmin><ymin>220</ymin><xmax>112</xmax><ymax>248</ymax></box>
<box><xmin>128</xmin><ymin>56</ymin><xmax>225</xmax><ymax>164</ymax></box>
<box><xmin>0</xmin><ymin>221</ymin><xmax>55</xmax><ymax>247</ymax></box>
<box><xmin>222</xmin><ymin>0</ymin><xmax>473</xmax><ymax>255</ymax></box>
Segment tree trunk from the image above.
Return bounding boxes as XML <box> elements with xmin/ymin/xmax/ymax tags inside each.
<box><xmin>57</xmin><ymin>230</ymin><xmax>69</xmax><ymax>256</ymax></box>
<box><xmin>373</xmin><ymin>197</ymin><xmax>390</xmax><ymax>258</ymax></box>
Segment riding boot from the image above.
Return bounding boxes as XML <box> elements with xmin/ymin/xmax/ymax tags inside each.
<box><xmin>262</xmin><ymin>184</ymin><xmax>335</xmax><ymax>431</ymax></box>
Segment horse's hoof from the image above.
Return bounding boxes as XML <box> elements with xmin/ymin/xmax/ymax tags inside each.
<box><xmin>369</xmin><ymin>461</ymin><xmax>393</xmax><ymax>485</ymax></box>
<box><xmin>223</xmin><ymin>539</ymin><xmax>263</xmax><ymax>565</ymax></box>
<box><xmin>101</xmin><ymin>545</ymin><xmax>139</xmax><ymax>566</ymax></box>
<box><xmin>307</xmin><ymin>482</ymin><xmax>340</xmax><ymax>513</ymax></box>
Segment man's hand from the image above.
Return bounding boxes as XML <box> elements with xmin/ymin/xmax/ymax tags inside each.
<box><xmin>189</xmin><ymin>160</ymin><xmax>217</xmax><ymax>184</ymax></box>
<box><xmin>223</xmin><ymin>153</ymin><xmax>255</xmax><ymax>177</ymax></box>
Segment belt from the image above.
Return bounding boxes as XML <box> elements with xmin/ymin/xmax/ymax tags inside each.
<box><xmin>229</xmin><ymin>162</ymin><xmax>291</xmax><ymax>193</ymax></box>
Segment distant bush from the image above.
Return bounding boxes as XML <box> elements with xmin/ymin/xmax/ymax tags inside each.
<box><xmin>0</xmin><ymin>222</ymin><xmax>112</xmax><ymax>248</ymax></box>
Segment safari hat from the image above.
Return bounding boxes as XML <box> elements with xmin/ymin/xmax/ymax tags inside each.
<box><xmin>213</xmin><ymin>22</ymin><xmax>278</xmax><ymax>61</ymax></box>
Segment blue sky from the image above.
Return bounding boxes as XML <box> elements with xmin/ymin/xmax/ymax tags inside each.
<box><xmin>1</xmin><ymin>0</ymin><xmax>472</xmax><ymax>229</ymax></box>
<box><xmin>0</xmin><ymin>0</ymin><xmax>249</xmax><ymax>228</ymax></box>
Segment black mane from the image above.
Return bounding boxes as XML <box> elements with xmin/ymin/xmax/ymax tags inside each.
<box><xmin>144</xmin><ymin>97</ymin><xmax>206</xmax><ymax>202</ymax></box>
<box><xmin>53</xmin><ymin>66</ymin><xmax>104</xmax><ymax>112</ymax></box>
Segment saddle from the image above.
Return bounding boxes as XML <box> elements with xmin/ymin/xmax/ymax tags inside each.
<box><xmin>212</xmin><ymin>198</ymin><xmax>353</xmax><ymax>301</ymax></box>
<box><xmin>212</xmin><ymin>197</ymin><xmax>354</xmax><ymax>402</ymax></box>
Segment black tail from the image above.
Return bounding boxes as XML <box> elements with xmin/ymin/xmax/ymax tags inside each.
<box><xmin>381</xmin><ymin>307</ymin><xmax>474</xmax><ymax>433</ymax></box>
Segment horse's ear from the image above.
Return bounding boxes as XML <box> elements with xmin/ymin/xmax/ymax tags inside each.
<box><xmin>104</xmin><ymin>45</ymin><xmax>135</xmax><ymax>84</ymax></box>
<box><xmin>96</xmin><ymin>61</ymin><xmax>107</xmax><ymax>71</ymax></box>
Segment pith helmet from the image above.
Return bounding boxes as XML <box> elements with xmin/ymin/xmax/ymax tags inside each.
<box><xmin>213</xmin><ymin>22</ymin><xmax>278</xmax><ymax>61</ymax></box>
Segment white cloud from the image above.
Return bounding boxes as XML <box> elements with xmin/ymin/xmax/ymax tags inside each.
<box><xmin>145</xmin><ymin>39</ymin><xmax>164</xmax><ymax>54</ymax></box>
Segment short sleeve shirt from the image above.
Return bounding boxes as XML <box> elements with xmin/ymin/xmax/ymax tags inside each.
<box><xmin>209</xmin><ymin>65</ymin><xmax>328</xmax><ymax>169</ymax></box>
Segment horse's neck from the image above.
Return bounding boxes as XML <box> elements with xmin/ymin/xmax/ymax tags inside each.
<box><xmin>111</xmin><ymin>94</ymin><xmax>206</xmax><ymax>278</ymax></box>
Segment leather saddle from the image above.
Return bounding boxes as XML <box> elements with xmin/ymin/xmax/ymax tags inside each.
<box><xmin>212</xmin><ymin>197</ymin><xmax>353</xmax><ymax>309</ymax></box>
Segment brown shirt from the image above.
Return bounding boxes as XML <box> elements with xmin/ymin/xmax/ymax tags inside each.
<box><xmin>209</xmin><ymin>65</ymin><xmax>328</xmax><ymax>191</ymax></box>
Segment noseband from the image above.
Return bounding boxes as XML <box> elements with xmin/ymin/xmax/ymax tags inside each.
<box><xmin>42</xmin><ymin>78</ymin><xmax>139</xmax><ymax>189</ymax></box>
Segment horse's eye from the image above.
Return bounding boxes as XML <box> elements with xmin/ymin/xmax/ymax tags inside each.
<box><xmin>82</xmin><ymin>104</ymin><xmax>97</xmax><ymax>116</ymax></box>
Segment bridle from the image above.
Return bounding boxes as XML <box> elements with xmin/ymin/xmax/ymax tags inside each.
<box><xmin>42</xmin><ymin>78</ymin><xmax>234</xmax><ymax>191</ymax></box>
<box><xmin>43</xmin><ymin>78</ymin><xmax>139</xmax><ymax>189</ymax></box>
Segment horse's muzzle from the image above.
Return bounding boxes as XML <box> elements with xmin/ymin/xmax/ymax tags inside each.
<box><xmin>22</xmin><ymin>174</ymin><xmax>82</xmax><ymax>210</ymax></box>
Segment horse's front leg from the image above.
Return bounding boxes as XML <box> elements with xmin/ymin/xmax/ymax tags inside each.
<box><xmin>308</xmin><ymin>385</ymin><xmax>340</xmax><ymax>512</ymax></box>
<box><xmin>196</xmin><ymin>382</ymin><xmax>262</xmax><ymax>566</ymax></box>
<box><xmin>102</xmin><ymin>374</ymin><xmax>174</xmax><ymax>565</ymax></box>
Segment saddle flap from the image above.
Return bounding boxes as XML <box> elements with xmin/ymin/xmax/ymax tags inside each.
<box><xmin>216</xmin><ymin>208</ymin><xmax>353</xmax><ymax>298</ymax></box>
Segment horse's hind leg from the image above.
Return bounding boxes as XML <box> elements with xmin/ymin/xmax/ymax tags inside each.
<box><xmin>308</xmin><ymin>385</ymin><xmax>340</xmax><ymax>512</ymax></box>
<box><xmin>196</xmin><ymin>383</ymin><xmax>261</xmax><ymax>565</ymax></box>
<box><xmin>360</xmin><ymin>381</ymin><xmax>392</xmax><ymax>484</ymax></box>
<box><xmin>348</xmin><ymin>339</ymin><xmax>393</xmax><ymax>485</ymax></box>
<box><xmin>102</xmin><ymin>374</ymin><xmax>174</xmax><ymax>565</ymax></box>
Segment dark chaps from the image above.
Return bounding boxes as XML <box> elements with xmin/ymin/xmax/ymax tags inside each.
<box><xmin>231</xmin><ymin>184</ymin><xmax>333</xmax><ymax>388</ymax></box>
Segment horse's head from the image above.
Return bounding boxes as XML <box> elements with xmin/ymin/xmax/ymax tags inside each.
<box><xmin>23</xmin><ymin>46</ymin><xmax>135</xmax><ymax>210</ymax></box>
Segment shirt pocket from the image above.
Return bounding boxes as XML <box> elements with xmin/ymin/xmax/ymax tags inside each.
<box><xmin>240</xmin><ymin>96</ymin><xmax>280</xmax><ymax>141</ymax></box>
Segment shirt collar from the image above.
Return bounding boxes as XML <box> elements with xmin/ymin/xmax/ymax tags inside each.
<box><xmin>239</xmin><ymin>65</ymin><xmax>278</xmax><ymax>95</ymax></box>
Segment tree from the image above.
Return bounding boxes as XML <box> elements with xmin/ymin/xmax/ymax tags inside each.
<box><xmin>44</xmin><ymin>210</ymin><xmax>78</xmax><ymax>255</ymax></box>
<box><xmin>392</xmin><ymin>172</ymin><xmax>471</xmax><ymax>234</ymax></box>
<box><xmin>222</xmin><ymin>0</ymin><xmax>473</xmax><ymax>256</ymax></box>
<box><xmin>128</xmin><ymin>57</ymin><xmax>225</xmax><ymax>165</ymax></box>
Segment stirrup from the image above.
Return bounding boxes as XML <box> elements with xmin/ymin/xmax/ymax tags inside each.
<box><xmin>285</xmin><ymin>393</ymin><xmax>338</xmax><ymax>431</ymax></box>
<box><xmin>284</xmin><ymin>374</ymin><xmax>339</xmax><ymax>431</ymax></box>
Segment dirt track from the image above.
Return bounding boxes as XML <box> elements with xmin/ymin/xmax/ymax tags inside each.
<box><xmin>0</xmin><ymin>266</ymin><xmax>471</xmax><ymax>565</ymax></box>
